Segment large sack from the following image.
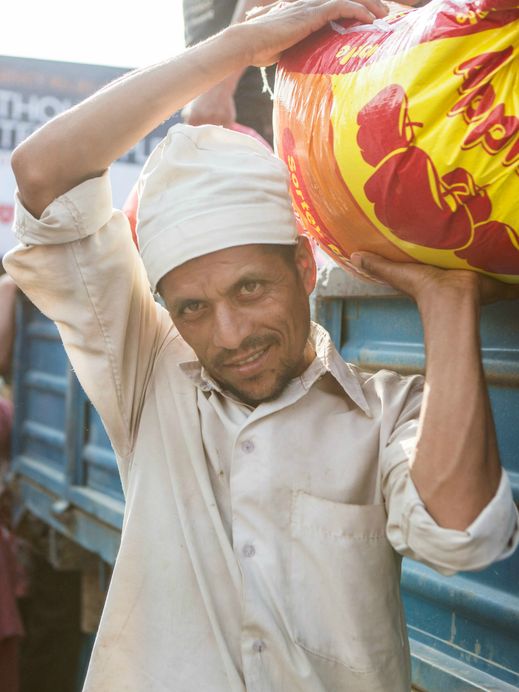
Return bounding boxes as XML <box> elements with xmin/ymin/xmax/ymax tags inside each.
<box><xmin>274</xmin><ymin>0</ymin><xmax>519</xmax><ymax>282</ymax></box>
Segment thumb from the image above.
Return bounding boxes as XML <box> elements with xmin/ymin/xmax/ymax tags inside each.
<box><xmin>350</xmin><ymin>251</ymin><xmax>398</xmax><ymax>280</ymax></box>
<box><xmin>350</xmin><ymin>251</ymin><xmax>422</xmax><ymax>295</ymax></box>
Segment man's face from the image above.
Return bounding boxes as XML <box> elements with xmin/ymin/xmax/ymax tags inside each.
<box><xmin>159</xmin><ymin>238</ymin><xmax>317</xmax><ymax>406</ymax></box>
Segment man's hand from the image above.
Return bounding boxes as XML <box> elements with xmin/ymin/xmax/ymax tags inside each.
<box><xmin>350</xmin><ymin>252</ymin><xmax>519</xmax><ymax>310</ymax></box>
<box><xmin>12</xmin><ymin>0</ymin><xmax>389</xmax><ymax>219</ymax></box>
<box><xmin>239</xmin><ymin>0</ymin><xmax>389</xmax><ymax>67</ymax></box>
<box><xmin>182</xmin><ymin>0</ymin><xmax>389</xmax><ymax>127</ymax></box>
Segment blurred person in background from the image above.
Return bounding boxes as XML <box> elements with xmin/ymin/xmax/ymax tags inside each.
<box><xmin>182</xmin><ymin>0</ymin><xmax>276</xmax><ymax>142</ymax></box>
<box><xmin>0</xmin><ymin>271</ymin><xmax>16</xmax><ymax>387</ymax></box>
<box><xmin>0</xmin><ymin>269</ymin><xmax>24</xmax><ymax>692</ymax></box>
<box><xmin>0</xmin><ymin>271</ymin><xmax>80</xmax><ymax>692</ymax></box>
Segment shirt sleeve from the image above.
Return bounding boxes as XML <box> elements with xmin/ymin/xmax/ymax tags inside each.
<box><xmin>3</xmin><ymin>173</ymin><xmax>175</xmax><ymax>470</ymax></box>
<box><xmin>379</xmin><ymin>375</ymin><xmax>519</xmax><ymax>575</ymax></box>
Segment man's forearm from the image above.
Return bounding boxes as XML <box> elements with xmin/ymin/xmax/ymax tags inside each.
<box><xmin>349</xmin><ymin>253</ymin><xmax>516</xmax><ymax>533</ymax></box>
<box><xmin>11</xmin><ymin>0</ymin><xmax>386</xmax><ymax>218</ymax></box>
<box><xmin>410</xmin><ymin>288</ymin><xmax>501</xmax><ymax>530</ymax></box>
<box><xmin>11</xmin><ymin>29</ymin><xmax>250</xmax><ymax>218</ymax></box>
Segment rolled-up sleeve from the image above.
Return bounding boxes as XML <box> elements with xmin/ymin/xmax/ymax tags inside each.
<box><xmin>379</xmin><ymin>376</ymin><xmax>519</xmax><ymax>575</ymax></box>
<box><xmin>387</xmin><ymin>467</ymin><xmax>519</xmax><ymax>575</ymax></box>
<box><xmin>3</xmin><ymin>174</ymin><xmax>174</xmax><ymax>472</ymax></box>
<box><xmin>12</xmin><ymin>172</ymin><xmax>114</xmax><ymax>245</ymax></box>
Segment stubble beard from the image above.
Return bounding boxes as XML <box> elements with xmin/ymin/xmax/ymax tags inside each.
<box><xmin>216</xmin><ymin>355</ymin><xmax>304</xmax><ymax>407</ymax></box>
<box><xmin>206</xmin><ymin>328</ymin><xmax>311</xmax><ymax>407</ymax></box>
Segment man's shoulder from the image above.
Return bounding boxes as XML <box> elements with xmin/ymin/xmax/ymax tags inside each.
<box><xmin>311</xmin><ymin>320</ymin><xmax>423</xmax><ymax>414</ymax></box>
<box><xmin>353</xmin><ymin>364</ymin><xmax>423</xmax><ymax>388</ymax></box>
<box><xmin>349</xmin><ymin>362</ymin><xmax>424</xmax><ymax>410</ymax></box>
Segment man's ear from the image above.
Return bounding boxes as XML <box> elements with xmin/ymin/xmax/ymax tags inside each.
<box><xmin>295</xmin><ymin>235</ymin><xmax>317</xmax><ymax>296</ymax></box>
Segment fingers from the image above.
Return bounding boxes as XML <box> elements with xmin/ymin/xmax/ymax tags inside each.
<box><xmin>350</xmin><ymin>251</ymin><xmax>404</xmax><ymax>283</ymax></box>
<box><xmin>477</xmin><ymin>274</ymin><xmax>519</xmax><ymax>305</ymax></box>
<box><xmin>279</xmin><ymin>0</ymin><xmax>387</xmax><ymax>25</ymax></box>
<box><xmin>245</xmin><ymin>1</ymin><xmax>281</xmax><ymax>20</ymax></box>
<box><xmin>244</xmin><ymin>0</ymin><xmax>390</xmax><ymax>67</ymax></box>
<box><xmin>350</xmin><ymin>251</ymin><xmax>434</xmax><ymax>299</ymax></box>
<box><xmin>328</xmin><ymin>0</ymin><xmax>389</xmax><ymax>21</ymax></box>
<box><xmin>247</xmin><ymin>0</ymin><xmax>388</xmax><ymax>24</ymax></box>
<box><xmin>351</xmin><ymin>252</ymin><xmax>519</xmax><ymax>306</ymax></box>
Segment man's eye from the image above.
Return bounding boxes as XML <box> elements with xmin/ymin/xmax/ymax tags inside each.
<box><xmin>240</xmin><ymin>281</ymin><xmax>262</xmax><ymax>295</ymax></box>
<box><xmin>182</xmin><ymin>301</ymin><xmax>204</xmax><ymax>315</ymax></box>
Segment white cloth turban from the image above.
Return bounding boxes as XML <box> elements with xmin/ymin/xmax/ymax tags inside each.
<box><xmin>136</xmin><ymin>123</ymin><xmax>298</xmax><ymax>292</ymax></box>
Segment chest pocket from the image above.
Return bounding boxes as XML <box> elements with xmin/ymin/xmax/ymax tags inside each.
<box><xmin>289</xmin><ymin>491</ymin><xmax>405</xmax><ymax>673</ymax></box>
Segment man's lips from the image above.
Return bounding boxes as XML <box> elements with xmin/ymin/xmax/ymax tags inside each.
<box><xmin>222</xmin><ymin>346</ymin><xmax>271</xmax><ymax>374</ymax></box>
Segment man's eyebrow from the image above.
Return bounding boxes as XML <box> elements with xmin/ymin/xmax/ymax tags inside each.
<box><xmin>169</xmin><ymin>296</ymin><xmax>203</xmax><ymax>313</ymax></box>
<box><xmin>231</xmin><ymin>271</ymin><xmax>265</xmax><ymax>286</ymax></box>
<box><xmin>167</xmin><ymin>268</ymin><xmax>274</xmax><ymax>310</ymax></box>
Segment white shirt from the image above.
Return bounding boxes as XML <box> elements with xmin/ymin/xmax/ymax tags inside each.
<box><xmin>4</xmin><ymin>172</ymin><xmax>518</xmax><ymax>692</ymax></box>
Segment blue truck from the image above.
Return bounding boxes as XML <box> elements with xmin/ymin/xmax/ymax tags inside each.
<box><xmin>9</xmin><ymin>264</ymin><xmax>519</xmax><ymax>690</ymax></box>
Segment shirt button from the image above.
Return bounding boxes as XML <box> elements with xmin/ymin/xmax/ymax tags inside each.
<box><xmin>252</xmin><ymin>640</ymin><xmax>266</xmax><ymax>653</ymax></box>
<box><xmin>242</xmin><ymin>544</ymin><xmax>256</xmax><ymax>558</ymax></box>
<box><xmin>240</xmin><ymin>439</ymin><xmax>255</xmax><ymax>453</ymax></box>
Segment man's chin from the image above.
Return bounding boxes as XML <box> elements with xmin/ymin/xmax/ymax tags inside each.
<box><xmin>219</xmin><ymin>372</ymin><xmax>291</xmax><ymax>407</ymax></box>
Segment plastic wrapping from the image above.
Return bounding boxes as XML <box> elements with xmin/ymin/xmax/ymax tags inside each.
<box><xmin>274</xmin><ymin>0</ymin><xmax>519</xmax><ymax>282</ymax></box>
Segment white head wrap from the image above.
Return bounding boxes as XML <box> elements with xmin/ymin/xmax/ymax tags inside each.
<box><xmin>136</xmin><ymin>123</ymin><xmax>298</xmax><ymax>292</ymax></box>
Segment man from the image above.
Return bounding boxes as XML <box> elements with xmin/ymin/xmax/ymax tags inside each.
<box><xmin>3</xmin><ymin>0</ymin><xmax>519</xmax><ymax>690</ymax></box>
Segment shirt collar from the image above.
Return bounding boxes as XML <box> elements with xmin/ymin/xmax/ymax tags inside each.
<box><xmin>306</xmin><ymin>322</ymin><xmax>371</xmax><ymax>416</ymax></box>
<box><xmin>178</xmin><ymin>322</ymin><xmax>371</xmax><ymax>416</ymax></box>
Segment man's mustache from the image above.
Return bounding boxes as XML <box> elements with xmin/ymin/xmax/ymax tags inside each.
<box><xmin>212</xmin><ymin>334</ymin><xmax>280</xmax><ymax>368</ymax></box>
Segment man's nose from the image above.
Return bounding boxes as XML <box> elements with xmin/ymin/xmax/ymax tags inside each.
<box><xmin>212</xmin><ymin>303</ymin><xmax>251</xmax><ymax>351</ymax></box>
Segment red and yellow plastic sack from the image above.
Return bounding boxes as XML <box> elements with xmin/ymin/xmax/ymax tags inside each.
<box><xmin>274</xmin><ymin>0</ymin><xmax>519</xmax><ymax>282</ymax></box>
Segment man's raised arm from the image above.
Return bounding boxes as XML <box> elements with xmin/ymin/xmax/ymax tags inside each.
<box><xmin>11</xmin><ymin>0</ymin><xmax>387</xmax><ymax>219</ymax></box>
<box><xmin>351</xmin><ymin>252</ymin><xmax>519</xmax><ymax>533</ymax></box>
